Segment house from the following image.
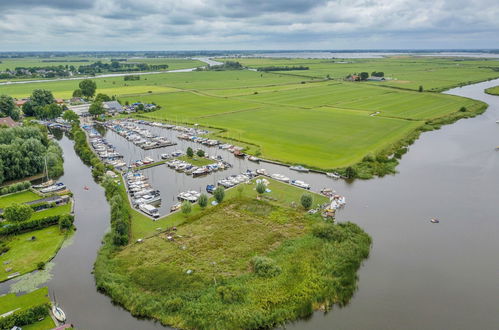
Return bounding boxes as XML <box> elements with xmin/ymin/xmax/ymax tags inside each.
<box><xmin>346</xmin><ymin>75</ymin><xmax>360</xmax><ymax>81</ymax></box>
<box><xmin>0</xmin><ymin>116</ymin><xmax>18</xmax><ymax>128</ymax></box>
<box><xmin>55</xmin><ymin>98</ymin><xmax>65</xmax><ymax>105</ymax></box>
<box><xmin>15</xmin><ymin>99</ymin><xmax>28</xmax><ymax>107</ymax></box>
<box><xmin>367</xmin><ymin>76</ymin><xmax>386</xmax><ymax>81</ymax></box>
<box><xmin>103</xmin><ymin>101</ymin><xmax>123</xmax><ymax>114</ymax></box>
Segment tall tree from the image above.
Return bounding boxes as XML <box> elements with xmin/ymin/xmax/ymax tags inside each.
<box><xmin>79</xmin><ymin>79</ymin><xmax>97</xmax><ymax>98</ymax></box>
<box><xmin>0</xmin><ymin>95</ymin><xmax>20</xmax><ymax>120</ymax></box>
<box><xmin>62</xmin><ymin>110</ymin><xmax>80</xmax><ymax>124</ymax></box>
<box><xmin>89</xmin><ymin>101</ymin><xmax>105</xmax><ymax>117</ymax></box>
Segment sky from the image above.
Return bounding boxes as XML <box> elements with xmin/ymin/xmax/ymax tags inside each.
<box><xmin>0</xmin><ymin>0</ymin><xmax>498</xmax><ymax>51</ymax></box>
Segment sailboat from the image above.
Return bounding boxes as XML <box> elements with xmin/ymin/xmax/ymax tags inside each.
<box><xmin>33</xmin><ymin>156</ymin><xmax>54</xmax><ymax>188</ymax></box>
<box><xmin>51</xmin><ymin>291</ymin><xmax>67</xmax><ymax>323</ymax></box>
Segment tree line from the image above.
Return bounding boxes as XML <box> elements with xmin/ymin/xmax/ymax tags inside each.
<box><xmin>257</xmin><ymin>66</ymin><xmax>309</xmax><ymax>72</ymax></box>
<box><xmin>0</xmin><ymin>125</ymin><xmax>63</xmax><ymax>184</ymax></box>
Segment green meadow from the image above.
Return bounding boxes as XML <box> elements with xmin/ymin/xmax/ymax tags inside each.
<box><xmin>4</xmin><ymin>56</ymin><xmax>492</xmax><ymax>171</ymax></box>
<box><xmin>232</xmin><ymin>57</ymin><xmax>499</xmax><ymax>92</ymax></box>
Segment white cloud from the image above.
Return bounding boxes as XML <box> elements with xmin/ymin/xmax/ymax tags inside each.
<box><xmin>0</xmin><ymin>0</ymin><xmax>497</xmax><ymax>50</ymax></box>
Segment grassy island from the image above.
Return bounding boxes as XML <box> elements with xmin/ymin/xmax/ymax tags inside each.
<box><xmin>95</xmin><ymin>179</ymin><xmax>371</xmax><ymax>329</ymax></box>
<box><xmin>485</xmin><ymin>85</ymin><xmax>499</xmax><ymax>95</ymax></box>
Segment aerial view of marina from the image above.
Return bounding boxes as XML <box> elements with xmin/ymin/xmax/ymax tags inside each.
<box><xmin>0</xmin><ymin>1</ymin><xmax>498</xmax><ymax>330</ymax></box>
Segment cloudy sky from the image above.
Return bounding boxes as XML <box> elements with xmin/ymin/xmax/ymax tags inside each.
<box><xmin>0</xmin><ymin>0</ymin><xmax>498</xmax><ymax>51</ymax></box>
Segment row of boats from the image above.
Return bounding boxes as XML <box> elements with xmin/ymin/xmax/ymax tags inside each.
<box><xmin>105</xmin><ymin>119</ymin><xmax>176</xmax><ymax>150</ymax></box>
<box><xmin>85</xmin><ymin>126</ymin><xmax>127</xmax><ymax>169</ymax></box>
<box><xmin>124</xmin><ymin>171</ymin><xmax>161</xmax><ymax>218</ymax></box>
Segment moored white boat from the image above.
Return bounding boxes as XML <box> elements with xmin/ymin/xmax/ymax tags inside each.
<box><xmin>139</xmin><ymin>203</ymin><xmax>160</xmax><ymax>218</ymax></box>
<box><xmin>51</xmin><ymin>305</ymin><xmax>66</xmax><ymax>323</ymax></box>
<box><xmin>290</xmin><ymin>165</ymin><xmax>309</xmax><ymax>173</ymax></box>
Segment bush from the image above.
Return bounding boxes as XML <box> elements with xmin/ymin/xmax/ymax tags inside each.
<box><xmin>256</xmin><ymin>182</ymin><xmax>266</xmax><ymax>195</ymax></box>
<box><xmin>3</xmin><ymin>203</ymin><xmax>33</xmax><ymax>222</ymax></box>
<box><xmin>251</xmin><ymin>256</ymin><xmax>281</xmax><ymax>278</ymax></box>
<box><xmin>312</xmin><ymin>223</ymin><xmax>346</xmax><ymax>242</ymax></box>
<box><xmin>186</xmin><ymin>147</ymin><xmax>194</xmax><ymax>158</ymax></box>
<box><xmin>181</xmin><ymin>201</ymin><xmax>192</xmax><ymax>215</ymax></box>
<box><xmin>0</xmin><ymin>214</ymin><xmax>70</xmax><ymax>236</ymax></box>
<box><xmin>37</xmin><ymin>261</ymin><xmax>46</xmax><ymax>270</ymax></box>
<box><xmin>345</xmin><ymin>166</ymin><xmax>357</xmax><ymax>179</ymax></box>
<box><xmin>198</xmin><ymin>194</ymin><xmax>208</xmax><ymax>208</ymax></box>
<box><xmin>196</xmin><ymin>149</ymin><xmax>205</xmax><ymax>157</ymax></box>
<box><xmin>214</xmin><ymin>186</ymin><xmax>225</xmax><ymax>203</ymax></box>
<box><xmin>300</xmin><ymin>194</ymin><xmax>313</xmax><ymax>210</ymax></box>
<box><xmin>0</xmin><ymin>181</ymin><xmax>31</xmax><ymax>196</ymax></box>
<box><xmin>217</xmin><ymin>285</ymin><xmax>246</xmax><ymax>303</ymax></box>
<box><xmin>58</xmin><ymin>214</ymin><xmax>74</xmax><ymax>230</ymax></box>
<box><xmin>459</xmin><ymin>106</ymin><xmax>467</xmax><ymax>112</ymax></box>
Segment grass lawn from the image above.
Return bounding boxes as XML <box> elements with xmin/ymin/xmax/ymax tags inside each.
<box><xmin>0</xmin><ymin>190</ymin><xmax>41</xmax><ymax>209</ymax></box>
<box><xmin>0</xmin><ymin>287</ymin><xmax>56</xmax><ymax>329</ymax></box>
<box><xmin>0</xmin><ymin>226</ymin><xmax>67</xmax><ymax>282</ymax></box>
<box><xmin>95</xmin><ymin>180</ymin><xmax>371</xmax><ymax>329</ymax></box>
<box><xmin>177</xmin><ymin>155</ymin><xmax>215</xmax><ymax>167</ymax></box>
<box><xmin>131</xmin><ymin>178</ymin><xmax>329</xmax><ymax>239</ymax></box>
<box><xmin>29</xmin><ymin>203</ymin><xmax>72</xmax><ymax>220</ymax></box>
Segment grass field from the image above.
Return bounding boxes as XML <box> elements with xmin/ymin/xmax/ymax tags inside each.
<box><xmin>0</xmin><ymin>190</ymin><xmax>41</xmax><ymax>209</ymax></box>
<box><xmin>0</xmin><ymin>287</ymin><xmax>55</xmax><ymax>329</ymax></box>
<box><xmin>95</xmin><ymin>179</ymin><xmax>371</xmax><ymax>329</ymax></box>
<box><xmin>0</xmin><ymin>226</ymin><xmax>66</xmax><ymax>282</ymax></box>
<box><xmin>131</xmin><ymin>178</ymin><xmax>328</xmax><ymax>239</ymax></box>
<box><xmin>29</xmin><ymin>203</ymin><xmax>71</xmax><ymax>220</ymax></box>
<box><xmin>232</xmin><ymin>57</ymin><xmax>499</xmax><ymax>92</ymax></box>
<box><xmin>485</xmin><ymin>85</ymin><xmax>499</xmax><ymax>95</ymax></box>
<box><xmin>4</xmin><ymin>57</ymin><xmax>490</xmax><ymax>173</ymax></box>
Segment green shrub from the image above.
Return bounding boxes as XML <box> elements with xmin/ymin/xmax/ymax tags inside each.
<box><xmin>181</xmin><ymin>201</ymin><xmax>192</xmax><ymax>215</ymax></box>
<box><xmin>3</xmin><ymin>203</ymin><xmax>33</xmax><ymax>222</ymax></box>
<box><xmin>214</xmin><ymin>186</ymin><xmax>225</xmax><ymax>203</ymax></box>
<box><xmin>58</xmin><ymin>214</ymin><xmax>74</xmax><ymax>230</ymax></box>
<box><xmin>0</xmin><ymin>304</ymin><xmax>49</xmax><ymax>329</ymax></box>
<box><xmin>300</xmin><ymin>194</ymin><xmax>313</xmax><ymax>210</ymax></box>
<box><xmin>198</xmin><ymin>194</ymin><xmax>208</xmax><ymax>208</ymax></box>
<box><xmin>312</xmin><ymin>223</ymin><xmax>346</xmax><ymax>242</ymax></box>
<box><xmin>256</xmin><ymin>182</ymin><xmax>266</xmax><ymax>195</ymax></box>
<box><xmin>251</xmin><ymin>256</ymin><xmax>281</xmax><ymax>278</ymax></box>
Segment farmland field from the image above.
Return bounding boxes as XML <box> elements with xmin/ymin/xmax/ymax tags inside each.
<box><xmin>3</xmin><ymin>56</ymin><xmax>491</xmax><ymax>171</ymax></box>
<box><xmin>231</xmin><ymin>57</ymin><xmax>499</xmax><ymax>91</ymax></box>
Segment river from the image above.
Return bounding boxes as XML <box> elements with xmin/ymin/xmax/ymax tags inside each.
<box><xmin>1</xmin><ymin>79</ymin><xmax>498</xmax><ymax>329</ymax></box>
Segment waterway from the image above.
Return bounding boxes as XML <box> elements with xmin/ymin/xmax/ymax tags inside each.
<box><xmin>1</xmin><ymin>78</ymin><xmax>498</xmax><ymax>329</ymax></box>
